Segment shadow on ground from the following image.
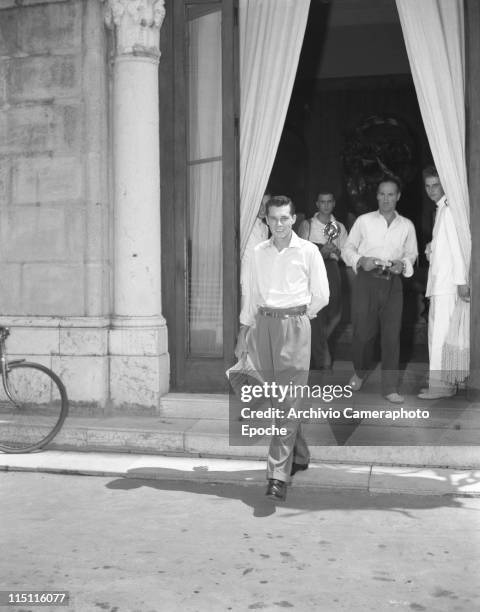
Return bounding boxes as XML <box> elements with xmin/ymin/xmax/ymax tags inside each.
<box><xmin>105</xmin><ymin>472</ymin><xmax>474</xmax><ymax>519</ymax></box>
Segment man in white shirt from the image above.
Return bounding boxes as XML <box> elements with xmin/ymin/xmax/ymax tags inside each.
<box><xmin>418</xmin><ymin>166</ymin><xmax>470</xmax><ymax>399</ymax></box>
<box><xmin>298</xmin><ymin>190</ymin><xmax>348</xmax><ymax>369</ymax></box>
<box><xmin>342</xmin><ymin>177</ymin><xmax>418</xmax><ymax>403</ymax></box>
<box><xmin>236</xmin><ymin>196</ymin><xmax>329</xmax><ymax>502</ymax></box>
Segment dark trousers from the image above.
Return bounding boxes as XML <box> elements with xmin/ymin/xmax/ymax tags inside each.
<box><xmin>351</xmin><ymin>269</ymin><xmax>403</xmax><ymax>395</ymax></box>
<box><xmin>311</xmin><ymin>259</ymin><xmax>342</xmax><ymax>369</ymax></box>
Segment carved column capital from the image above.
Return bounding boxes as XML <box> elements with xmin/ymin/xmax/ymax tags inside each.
<box><xmin>102</xmin><ymin>0</ymin><xmax>165</xmax><ymax>59</ymax></box>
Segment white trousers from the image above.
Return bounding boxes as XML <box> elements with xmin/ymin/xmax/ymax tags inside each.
<box><xmin>428</xmin><ymin>293</ymin><xmax>457</xmax><ymax>390</ymax></box>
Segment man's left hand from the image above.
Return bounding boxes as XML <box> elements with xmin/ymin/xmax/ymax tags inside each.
<box><xmin>458</xmin><ymin>284</ymin><xmax>470</xmax><ymax>302</ymax></box>
<box><xmin>390</xmin><ymin>260</ymin><xmax>404</xmax><ymax>275</ymax></box>
<box><xmin>235</xmin><ymin>325</ymin><xmax>250</xmax><ymax>359</ymax></box>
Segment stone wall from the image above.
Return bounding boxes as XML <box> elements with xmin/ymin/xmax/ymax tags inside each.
<box><xmin>0</xmin><ymin>0</ymin><xmax>112</xmax><ymax>410</ymax></box>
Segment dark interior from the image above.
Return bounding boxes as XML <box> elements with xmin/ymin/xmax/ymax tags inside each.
<box><xmin>269</xmin><ymin>0</ymin><xmax>432</xmax><ymax>362</ymax></box>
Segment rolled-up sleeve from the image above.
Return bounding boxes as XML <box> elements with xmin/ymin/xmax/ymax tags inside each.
<box><xmin>307</xmin><ymin>244</ymin><xmax>330</xmax><ymax>318</ymax></box>
<box><xmin>341</xmin><ymin>218</ymin><xmax>362</xmax><ymax>272</ymax></box>
<box><xmin>401</xmin><ymin>220</ymin><xmax>418</xmax><ymax>278</ymax></box>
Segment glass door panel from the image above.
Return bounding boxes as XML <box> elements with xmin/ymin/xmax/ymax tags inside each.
<box><xmin>186</xmin><ymin>5</ymin><xmax>223</xmax><ymax>357</ymax></box>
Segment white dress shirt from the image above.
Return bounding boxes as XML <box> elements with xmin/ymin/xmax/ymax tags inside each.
<box><xmin>342</xmin><ymin>210</ymin><xmax>418</xmax><ymax>277</ymax></box>
<box><xmin>426</xmin><ymin>195</ymin><xmax>468</xmax><ymax>297</ymax></box>
<box><xmin>239</xmin><ymin>232</ymin><xmax>330</xmax><ymax>327</ymax></box>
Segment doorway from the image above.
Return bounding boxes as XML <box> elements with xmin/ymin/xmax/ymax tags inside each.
<box><xmin>161</xmin><ymin>0</ymin><xmax>436</xmax><ymax>392</ymax></box>
<box><xmin>160</xmin><ymin>0</ymin><xmax>239</xmax><ymax>392</ymax></box>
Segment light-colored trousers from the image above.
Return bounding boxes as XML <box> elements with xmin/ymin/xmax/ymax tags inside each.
<box><xmin>248</xmin><ymin>312</ymin><xmax>311</xmax><ymax>483</ymax></box>
<box><xmin>428</xmin><ymin>293</ymin><xmax>457</xmax><ymax>390</ymax></box>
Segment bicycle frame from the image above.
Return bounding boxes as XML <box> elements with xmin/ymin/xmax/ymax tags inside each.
<box><xmin>0</xmin><ymin>327</ymin><xmax>25</xmax><ymax>407</ymax></box>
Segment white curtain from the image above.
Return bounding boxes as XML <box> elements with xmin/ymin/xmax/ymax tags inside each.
<box><xmin>396</xmin><ymin>0</ymin><xmax>471</xmax><ymax>272</ymax></box>
<box><xmin>239</xmin><ymin>0</ymin><xmax>311</xmax><ymax>257</ymax></box>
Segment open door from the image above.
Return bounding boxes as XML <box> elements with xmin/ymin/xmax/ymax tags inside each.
<box><xmin>161</xmin><ymin>0</ymin><xmax>239</xmax><ymax>391</ymax></box>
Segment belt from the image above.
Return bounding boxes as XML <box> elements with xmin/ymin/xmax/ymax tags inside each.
<box><xmin>360</xmin><ymin>268</ymin><xmax>394</xmax><ymax>281</ymax></box>
<box><xmin>258</xmin><ymin>305</ymin><xmax>307</xmax><ymax>318</ymax></box>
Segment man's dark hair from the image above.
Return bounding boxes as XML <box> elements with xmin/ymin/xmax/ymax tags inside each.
<box><xmin>316</xmin><ymin>188</ymin><xmax>336</xmax><ymax>200</ymax></box>
<box><xmin>422</xmin><ymin>164</ymin><xmax>439</xmax><ymax>182</ymax></box>
<box><xmin>266</xmin><ymin>195</ymin><xmax>295</xmax><ymax>216</ymax></box>
<box><xmin>377</xmin><ymin>174</ymin><xmax>403</xmax><ymax>193</ymax></box>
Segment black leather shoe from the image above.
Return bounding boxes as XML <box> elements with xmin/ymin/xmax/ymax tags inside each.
<box><xmin>265</xmin><ymin>479</ymin><xmax>287</xmax><ymax>502</ymax></box>
<box><xmin>291</xmin><ymin>461</ymin><xmax>309</xmax><ymax>476</ymax></box>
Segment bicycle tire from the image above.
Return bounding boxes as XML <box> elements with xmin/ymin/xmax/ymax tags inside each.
<box><xmin>0</xmin><ymin>362</ymin><xmax>69</xmax><ymax>453</ymax></box>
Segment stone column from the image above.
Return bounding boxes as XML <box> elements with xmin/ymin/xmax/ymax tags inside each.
<box><xmin>103</xmin><ymin>0</ymin><xmax>169</xmax><ymax>408</ymax></box>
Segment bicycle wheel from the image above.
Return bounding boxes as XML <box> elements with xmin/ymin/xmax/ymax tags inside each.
<box><xmin>0</xmin><ymin>362</ymin><xmax>68</xmax><ymax>453</ymax></box>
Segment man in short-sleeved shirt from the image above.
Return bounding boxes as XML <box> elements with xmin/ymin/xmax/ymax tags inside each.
<box><xmin>342</xmin><ymin>177</ymin><xmax>418</xmax><ymax>403</ymax></box>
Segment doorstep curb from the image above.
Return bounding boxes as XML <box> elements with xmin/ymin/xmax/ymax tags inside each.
<box><xmin>1</xmin><ymin>451</ymin><xmax>480</xmax><ymax>497</ymax></box>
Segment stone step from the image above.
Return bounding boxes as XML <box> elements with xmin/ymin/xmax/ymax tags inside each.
<box><xmin>159</xmin><ymin>361</ymin><xmax>431</xmax><ymax>420</ymax></box>
<box><xmin>6</xmin><ymin>401</ymin><xmax>475</xmax><ymax>469</ymax></box>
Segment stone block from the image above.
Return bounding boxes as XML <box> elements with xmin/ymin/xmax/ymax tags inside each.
<box><xmin>86</xmin><ymin>152</ymin><xmax>107</xmax><ymax>202</ymax></box>
<box><xmin>0</xmin><ymin>158</ymin><xmax>10</xmax><ymax>207</ymax></box>
<box><xmin>21</xmin><ymin>263</ymin><xmax>85</xmax><ymax>316</ymax></box>
<box><xmin>0</xmin><ymin>9</ymin><xmax>18</xmax><ymax>55</ymax></box>
<box><xmin>4</xmin><ymin>106</ymin><xmax>55</xmax><ymax>154</ymax></box>
<box><xmin>85</xmin><ymin>201</ymin><xmax>107</xmax><ymax>260</ymax></box>
<box><xmin>52</xmin><ymin>355</ymin><xmax>109</xmax><ymax>404</ymax></box>
<box><xmin>5</xmin><ymin>326</ymin><xmax>59</xmax><ymax>356</ymax></box>
<box><xmin>17</xmin><ymin>1</ymin><xmax>81</xmax><ymax>54</ymax></box>
<box><xmin>60</xmin><ymin>105</ymin><xmax>82</xmax><ymax>151</ymax></box>
<box><xmin>0</xmin><ymin>61</ymin><xmax>7</xmax><ymax>104</ymax></box>
<box><xmin>8</xmin><ymin>56</ymin><xmax>79</xmax><ymax>102</ymax></box>
<box><xmin>59</xmin><ymin>327</ymin><xmax>108</xmax><ymax>356</ymax></box>
<box><xmin>0</xmin><ymin>263</ymin><xmax>22</xmax><ymax>315</ymax></box>
<box><xmin>84</xmin><ymin>263</ymin><xmax>110</xmax><ymax>318</ymax></box>
<box><xmin>184</xmin><ymin>419</ymin><xmax>267</xmax><ymax>458</ymax></box>
<box><xmin>1</xmin><ymin>206</ymin><xmax>85</xmax><ymax>262</ymax></box>
<box><xmin>4</xmin><ymin>105</ymin><xmax>82</xmax><ymax>154</ymax></box>
<box><xmin>85</xmin><ymin>426</ymin><xmax>185</xmax><ymax>454</ymax></box>
<box><xmin>110</xmin><ymin>355</ymin><xmax>165</xmax><ymax>409</ymax></box>
<box><xmin>12</xmin><ymin>156</ymin><xmax>83</xmax><ymax>204</ymax></box>
<box><xmin>109</xmin><ymin>326</ymin><xmax>167</xmax><ymax>357</ymax></box>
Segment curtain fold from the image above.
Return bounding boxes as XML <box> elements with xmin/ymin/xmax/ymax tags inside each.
<box><xmin>396</xmin><ymin>0</ymin><xmax>471</xmax><ymax>272</ymax></box>
<box><xmin>239</xmin><ymin>0</ymin><xmax>311</xmax><ymax>257</ymax></box>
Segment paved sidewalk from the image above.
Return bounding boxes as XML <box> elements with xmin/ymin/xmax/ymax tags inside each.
<box><xmin>1</xmin><ymin>450</ymin><xmax>480</xmax><ymax>497</ymax></box>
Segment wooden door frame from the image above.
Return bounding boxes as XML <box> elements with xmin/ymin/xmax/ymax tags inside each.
<box><xmin>160</xmin><ymin>0</ymin><xmax>240</xmax><ymax>391</ymax></box>
<box><xmin>465</xmin><ymin>0</ymin><xmax>480</xmax><ymax>398</ymax></box>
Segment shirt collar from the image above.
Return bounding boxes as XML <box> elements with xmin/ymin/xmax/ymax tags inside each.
<box><xmin>374</xmin><ymin>209</ymin><xmax>399</xmax><ymax>222</ymax></box>
<box><xmin>314</xmin><ymin>213</ymin><xmax>336</xmax><ymax>225</ymax></box>
<box><xmin>265</xmin><ymin>230</ymin><xmax>301</xmax><ymax>249</ymax></box>
<box><xmin>436</xmin><ymin>194</ymin><xmax>448</xmax><ymax>209</ymax></box>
